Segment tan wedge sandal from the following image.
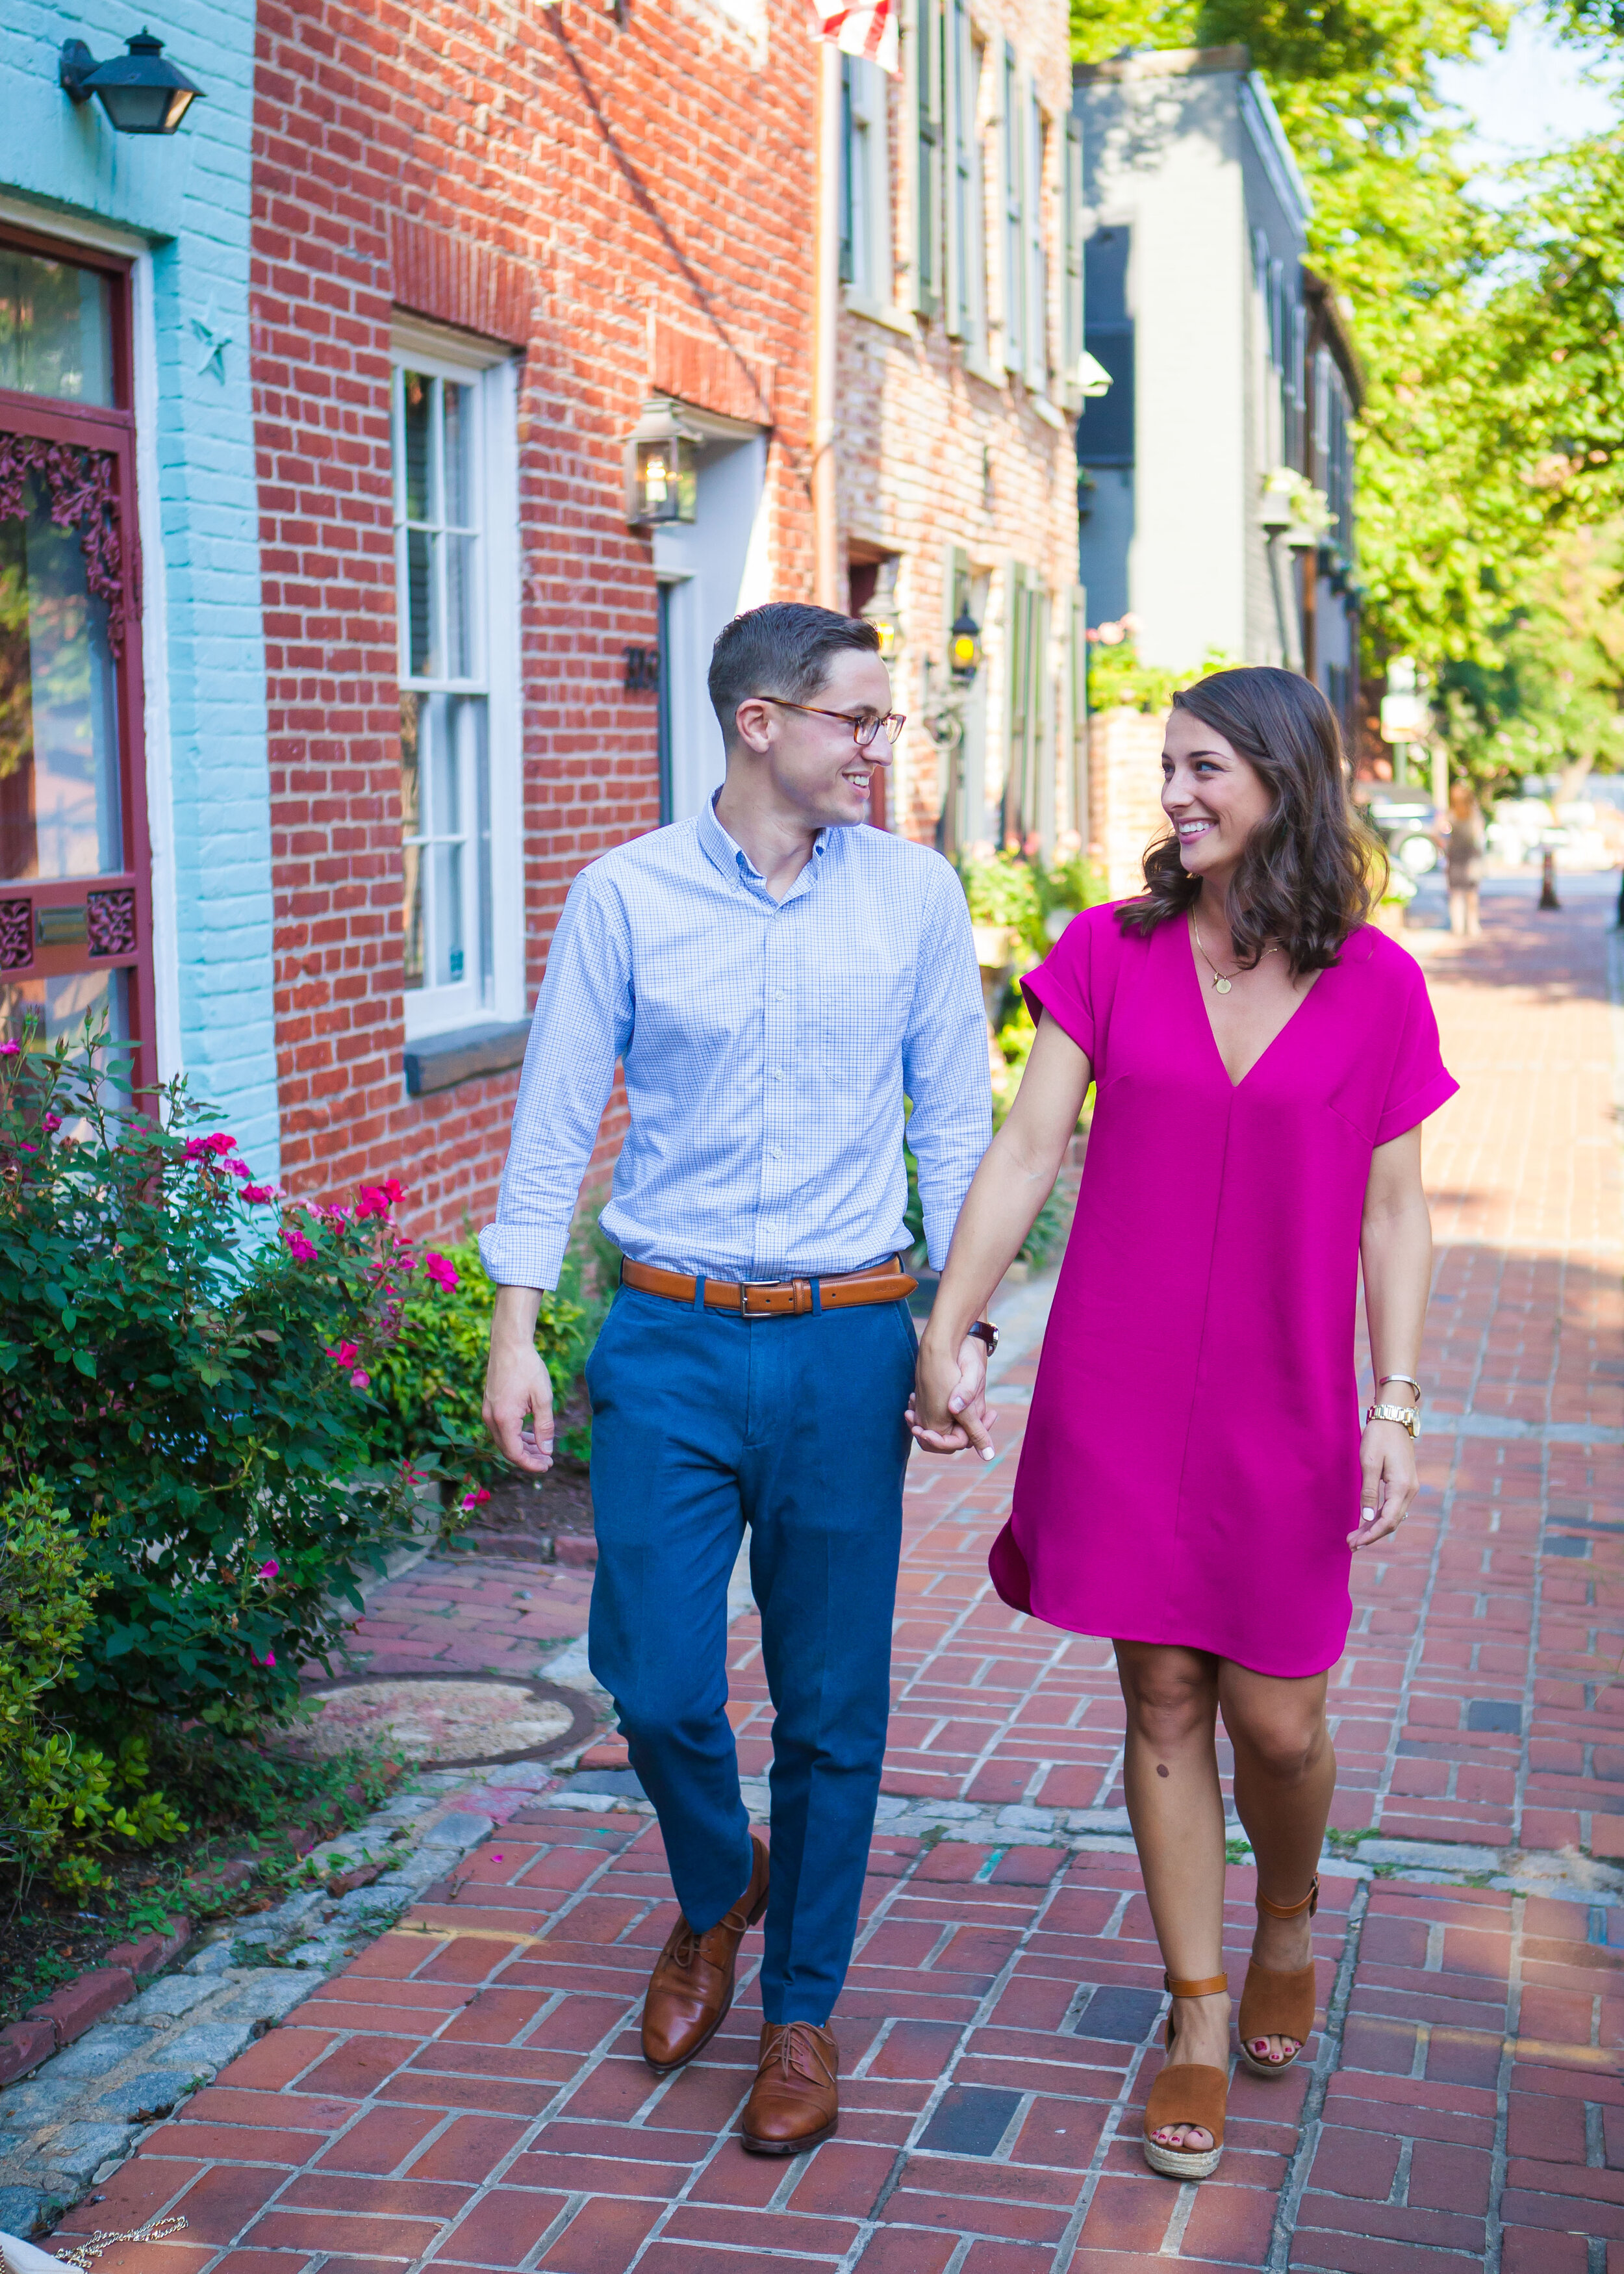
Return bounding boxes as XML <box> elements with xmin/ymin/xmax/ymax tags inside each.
<box><xmin>1141</xmin><ymin>1971</ymin><xmax>1230</xmax><ymax>2180</ymax></box>
<box><xmin>1238</xmin><ymin>1876</ymin><xmax>1319</xmax><ymax>2078</ymax></box>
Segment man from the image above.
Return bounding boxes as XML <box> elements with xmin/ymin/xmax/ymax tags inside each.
<box><xmin>481</xmin><ymin>602</ymin><xmax>991</xmax><ymax>2153</ymax></box>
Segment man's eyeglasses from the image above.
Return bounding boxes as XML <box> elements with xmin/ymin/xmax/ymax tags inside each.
<box><xmin>756</xmin><ymin>696</ymin><xmax>906</xmax><ymax>750</ymax></box>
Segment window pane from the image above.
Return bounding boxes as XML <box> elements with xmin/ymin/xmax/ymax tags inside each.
<box><xmin>445</xmin><ymin>534</ymin><xmax>474</xmax><ymax>678</ymax></box>
<box><xmin>0</xmin><ymin>471</ymin><xmax>122</xmax><ymax>882</ymax></box>
<box><xmin>467</xmin><ymin>698</ymin><xmax>492</xmax><ymax>1001</ymax></box>
<box><xmin>401</xmin><ymin>370</ymin><xmax>432</xmax><ymax>524</ymax></box>
<box><xmin>400</xmin><ymin>692</ymin><xmax>424</xmax><ymax>989</ymax></box>
<box><xmin>406</xmin><ymin>530</ymin><xmax>434</xmax><ymax>677</ymax></box>
<box><xmin>0</xmin><ymin>253</ymin><xmax>114</xmax><ymax>405</ymax></box>
<box><xmin>433</xmin><ymin>839</ymin><xmax>464</xmax><ymax>986</ymax></box>
<box><xmin>0</xmin><ymin>965</ymin><xmax>126</xmax><ymax>1051</ymax></box>
<box><xmin>442</xmin><ymin>382</ymin><xmax>474</xmax><ymax>526</ymax></box>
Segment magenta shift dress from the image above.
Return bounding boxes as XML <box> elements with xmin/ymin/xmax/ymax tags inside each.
<box><xmin>989</xmin><ymin>904</ymin><xmax>1458</xmax><ymax>1678</ymax></box>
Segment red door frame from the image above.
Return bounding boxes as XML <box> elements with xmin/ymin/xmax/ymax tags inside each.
<box><xmin>0</xmin><ymin>225</ymin><xmax>155</xmax><ymax>1101</ymax></box>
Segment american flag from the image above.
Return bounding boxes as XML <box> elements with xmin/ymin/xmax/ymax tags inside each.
<box><xmin>809</xmin><ymin>0</ymin><xmax>898</xmax><ymax>73</ymax></box>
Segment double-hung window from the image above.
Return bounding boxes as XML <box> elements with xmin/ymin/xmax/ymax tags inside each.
<box><xmin>841</xmin><ymin>54</ymin><xmax>893</xmax><ymax>311</ymax></box>
<box><xmin>390</xmin><ymin>321</ymin><xmax>520</xmax><ymax>1041</ymax></box>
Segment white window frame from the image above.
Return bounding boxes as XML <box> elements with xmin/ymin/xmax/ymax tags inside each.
<box><xmin>842</xmin><ymin>53</ymin><xmax>894</xmax><ymax>318</ymax></box>
<box><xmin>390</xmin><ymin>316</ymin><xmax>521</xmax><ymax>1044</ymax></box>
<box><xmin>1000</xmin><ymin>45</ymin><xmax>1024</xmax><ymax>376</ymax></box>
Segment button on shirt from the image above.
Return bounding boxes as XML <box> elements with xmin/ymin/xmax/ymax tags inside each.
<box><xmin>479</xmin><ymin>799</ymin><xmax>992</xmax><ymax>1289</ymax></box>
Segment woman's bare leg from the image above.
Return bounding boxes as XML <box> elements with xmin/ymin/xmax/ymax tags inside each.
<box><xmin>1114</xmin><ymin>1640</ymin><xmax>1230</xmax><ymax>2152</ymax></box>
<box><xmin>1219</xmin><ymin>1662</ymin><xmax>1334</xmax><ymax>2067</ymax></box>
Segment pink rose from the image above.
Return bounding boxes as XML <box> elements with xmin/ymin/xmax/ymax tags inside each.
<box><xmin>0</xmin><ymin>1040</ymin><xmax>18</xmax><ymax>1058</ymax></box>
<box><xmin>284</xmin><ymin>1229</ymin><xmax>318</xmax><ymax>1262</ymax></box>
<box><xmin>250</xmin><ymin>1647</ymin><xmax>277</xmax><ymax>1668</ymax></box>
<box><xmin>350</xmin><ymin>1368</ymin><xmax>371</xmax><ymax>1389</ymax></box>
<box><xmin>327</xmin><ymin>1341</ymin><xmax>360</xmax><ymax>1367</ymax></box>
<box><xmin>257</xmin><ymin>1559</ymin><xmax>280</xmax><ymax>1578</ymax></box>
<box><xmin>184</xmin><ymin>1132</ymin><xmax>236</xmax><ymax>1160</ymax></box>
<box><xmin>461</xmin><ymin>1487</ymin><xmax>492</xmax><ymax>1510</ymax></box>
<box><xmin>241</xmin><ymin>1184</ymin><xmax>275</xmax><ymax>1204</ymax></box>
<box><xmin>425</xmin><ymin>1252</ymin><xmax>459</xmax><ymax>1291</ymax></box>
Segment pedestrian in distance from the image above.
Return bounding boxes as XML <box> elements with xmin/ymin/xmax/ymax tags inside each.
<box><xmin>1445</xmin><ymin>776</ymin><xmax>1485</xmax><ymax>938</ymax></box>
<box><xmin>909</xmin><ymin>666</ymin><xmax>1456</xmax><ymax>2182</ymax></box>
<box><xmin>480</xmin><ymin>602</ymin><xmax>993</xmax><ymax>2155</ymax></box>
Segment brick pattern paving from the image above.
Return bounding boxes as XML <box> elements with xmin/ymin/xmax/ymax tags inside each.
<box><xmin>57</xmin><ymin>888</ymin><xmax>1623</xmax><ymax>2269</ymax></box>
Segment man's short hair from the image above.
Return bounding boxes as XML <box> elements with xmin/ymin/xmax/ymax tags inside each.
<box><xmin>707</xmin><ymin>603</ymin><xmax>880</xmax><ymax>745</ymax></box>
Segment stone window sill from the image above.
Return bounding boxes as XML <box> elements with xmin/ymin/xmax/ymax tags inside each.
<box><xmin>403</xmin><ymin>1018</ymin><xmax>531</xmax><ymax>1098</ymax></box>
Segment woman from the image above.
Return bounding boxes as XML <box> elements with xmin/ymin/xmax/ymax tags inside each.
<box><xmin>1445</xmin><ymin>778</ymin><xmax>1486</xmax><ymax>938</ymax></box>
<box><xmin>911</xmin><ymin>668</ymin><xmax>1454</xmax><ymax>2181</ymax></box>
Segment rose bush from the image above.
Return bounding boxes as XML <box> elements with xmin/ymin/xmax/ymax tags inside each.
<box><xmin>366</xmin><ymin>1236</ymin><xmax>597</xmax><ymax>1484</ymax></box>
<box><xmin>0</xmin><ymin>1027</ymin><xmax>422</xmax><ymax>1734</ymax></box>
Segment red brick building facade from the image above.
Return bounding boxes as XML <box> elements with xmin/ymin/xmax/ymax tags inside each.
<box><xmin>251</xmin><ymin>0</ymin><xmax>820</xmax><ymax>1233</ymax></box>
<box><xmin>251</xmin><ymin>0</ymin><xmax>1081</xmax><ymax>1240</ymax></box>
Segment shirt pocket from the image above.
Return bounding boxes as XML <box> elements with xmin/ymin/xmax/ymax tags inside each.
<box><xmin>820</xmin><ymin>960</ymin><xmax>913</xmax><ymax>1073</ymax></box>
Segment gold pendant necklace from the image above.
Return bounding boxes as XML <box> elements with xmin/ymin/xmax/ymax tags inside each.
<box><xmin>1189</xmin><ymin>909</ymin><xmax>1237</xmax><ymax>993</ymax></box>
<box><xmin>1189</xmin><ymin>908</ymin><xmax>1277</xmax><ymax>994</ymax></box>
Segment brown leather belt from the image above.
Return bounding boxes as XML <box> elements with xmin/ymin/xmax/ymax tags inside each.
<box><xmin>621</xmin><ymin>1254</ymin><xmax>919</xmax><ymax>1318</ymax></box>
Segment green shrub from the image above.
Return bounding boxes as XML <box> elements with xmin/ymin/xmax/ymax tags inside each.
<box><xmin>0</xmin><ymin>1481</ymin><xmax>186</xmax><ymax>1893</ymax></box>
<box><xmin>0</xmin><ymin>1025</ymin><xmax>423</xmax><ymax>1734</ymax></box>
<box><xmin>366</xmin><ymin>1236</ymin><xmax>599</xmax><ymax>1483</ymax></box>
<box><xmin>959</xmin><ymin>849</ymin><xmax>1043</xmax><ymax>938</ymax></box>
<box><xmin>1087</xmin><ymin>627</ymin><xmax>1242</xmax><ymax>716</ymax></box>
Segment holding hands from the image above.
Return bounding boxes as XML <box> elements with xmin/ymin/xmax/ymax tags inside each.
<box><xmin>907</xmin><ymin>1331</ymin><xmax>998</xmax><ymax>1461</ymax></box>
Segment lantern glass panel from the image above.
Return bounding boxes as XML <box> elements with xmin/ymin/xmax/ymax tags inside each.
<box><xmin>637</xmin><ymin>434</ymin><xmax>695</xmax><ymax>522</ymax></box>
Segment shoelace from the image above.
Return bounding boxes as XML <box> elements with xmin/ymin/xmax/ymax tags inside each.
<box><xmin>761</xmin><ymin>2023</ymin><xmax>833</xmax><ymax>2084</ymax></box>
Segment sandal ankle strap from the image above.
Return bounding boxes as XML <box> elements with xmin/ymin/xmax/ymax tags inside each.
<box><xmin>1256</xmin><ymin>1874</ymin><xmax>1319</xmax><ymax>1921</ymax></box>
<box><xmin>1163</xmin><ymin>1971</ymin><xmax>1230</xmax><ymax>1998</ymax></box>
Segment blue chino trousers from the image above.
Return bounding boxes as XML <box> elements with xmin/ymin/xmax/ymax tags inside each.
<box><xmin>585</xmin><ymin>1283</ymin><xmax>916</xmax><ymax>2025</ymax></box>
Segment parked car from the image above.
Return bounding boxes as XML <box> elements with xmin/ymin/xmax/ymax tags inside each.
<box><xmin>1360</xmin><ymin>793</ymin><xmax>1441</xmax><ymax>877</ymax></box>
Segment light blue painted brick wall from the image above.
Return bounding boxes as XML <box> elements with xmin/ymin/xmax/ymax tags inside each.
<box><xmin>1</xmin><ymin>0</ymin><xmax>279</xmax><ymax>1178</ymax></box>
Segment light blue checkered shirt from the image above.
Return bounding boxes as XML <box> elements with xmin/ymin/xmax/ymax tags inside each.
<box><xmin>479</xmin><ymin>800</ymin><xmax>991</xmax><ymax>1289</ymax></box>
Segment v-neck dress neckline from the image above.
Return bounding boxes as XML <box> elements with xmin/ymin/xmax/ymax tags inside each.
<box><xmin>987</xmin><ymin>901</ymin><xmax>1458</xmax><ymax>1680</ymax></box>
<box><xmin>1184</xmin><ymin>914</ymin><xmax>1323</xmax><ymax>1090</ymax></box>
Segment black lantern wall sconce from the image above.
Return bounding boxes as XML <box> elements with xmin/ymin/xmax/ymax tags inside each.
<box><xmin>948</xmin><ymin>607</ymin><xmax>983</xmax><ymax>685</ymax></box>
<box><xmin>60</xmin><ymin>27</ymin><xmax>205</xmax><ymax>134</ymax></box>
<box><xmin>624</xmin><ymin>400</ymin><xmax>701</xmax><ymax>526</ymax></box>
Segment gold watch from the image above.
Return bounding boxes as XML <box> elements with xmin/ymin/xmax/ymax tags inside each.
<box><xmin>1365</xmin><ymin>1402</ymin><xmax>1420</xmax><ymax>1440</ymax></box>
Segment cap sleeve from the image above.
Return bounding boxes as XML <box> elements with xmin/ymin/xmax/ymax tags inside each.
<box><xmin>1021</xmin><ymin>904</ymin><xmax>1104</xmax><ymax>1066</ymax></box>
<box><xmin>1373</xmin><ymin>961</ymin><xmax>1458</xmax><ymax>1145</ymax></box>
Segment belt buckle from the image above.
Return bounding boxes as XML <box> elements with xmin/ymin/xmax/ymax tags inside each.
<box><xmin>739</xmin><ymin>1277</ymin><xmax>811</xmax><ymax>1317</ymax></box>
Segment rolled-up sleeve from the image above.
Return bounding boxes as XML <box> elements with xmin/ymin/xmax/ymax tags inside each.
<box><xmin>902</xmin><ymin>863</ymin><xmax>993</xmax><ymax>1266</ymax></box>
<box><xmin>478</xmin><ymin>871</ymin><xmax>633</xmax><ymax>1289</ymax></box>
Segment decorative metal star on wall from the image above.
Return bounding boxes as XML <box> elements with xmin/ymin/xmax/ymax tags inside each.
<box><xmin>190</xmin><ymin>302</ymin><xmax>234</xmax><ymax>380</ymax></box>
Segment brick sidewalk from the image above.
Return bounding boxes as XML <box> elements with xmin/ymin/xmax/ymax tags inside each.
<box><xmin>55</xmin><ymin>887</ymin><xmax>1623</xmax><ymax>2272</ymax></box>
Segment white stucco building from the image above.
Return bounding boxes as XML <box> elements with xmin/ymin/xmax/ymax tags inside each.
<box><xmin>1071</xmin><ymin>45</ymin><xmax>1362</xmax><ymax>738</ymax></box>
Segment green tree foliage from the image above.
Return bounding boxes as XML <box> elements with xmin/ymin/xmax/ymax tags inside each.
<box><xmin>1440</xmin><ymin>524</ymin><xmax>1624</xmax><ymax>789</ymax></box>
<box><xmin>1066</xmin><ymin>0</ymin><xmax>1624</xmax><ymax>678</ymax></box>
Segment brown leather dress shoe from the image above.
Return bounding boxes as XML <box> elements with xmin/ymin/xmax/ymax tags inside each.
<box><xmin>641</xmin><ymin>1833</ymin><xmax>769</xmax><ymax>2074</ymax></box>
<box><xmin>741</xmin><ymin>2021</ymin><xmax>839</xmax><ymax>2154</ymax></box>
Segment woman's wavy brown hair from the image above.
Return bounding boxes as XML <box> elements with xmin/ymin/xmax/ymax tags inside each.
<box><xmin>1115</xmin><ymin>665</ymin><xmax>1387</xmax><ymax>975</ymax></box>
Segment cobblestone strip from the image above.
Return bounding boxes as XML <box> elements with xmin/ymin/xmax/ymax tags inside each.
<box><xmin>1262</xmin><ymin>1877</ymin><xmax>1372</xmax><ymax>2272</ymax></box>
